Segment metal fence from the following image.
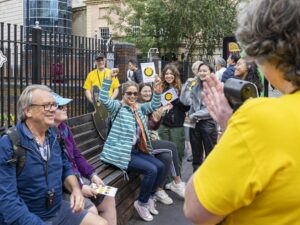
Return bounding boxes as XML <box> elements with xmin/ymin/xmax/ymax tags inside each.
<box><xmin>0</xmin><ymin>22</ymin><xmax>114</xmax><ymax>127</ymax></box>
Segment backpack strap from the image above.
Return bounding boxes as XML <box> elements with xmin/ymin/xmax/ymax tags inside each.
<box><xmin>5</xmin><ymin>127</ymin><xmax>26</xmax><ymax>176</ymax></box>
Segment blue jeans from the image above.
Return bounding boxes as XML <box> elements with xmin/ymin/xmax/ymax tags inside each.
<box><xmin>127</xmin><ymin>150</ymin><xmax>165</xmax><ymax>204</ymax></box>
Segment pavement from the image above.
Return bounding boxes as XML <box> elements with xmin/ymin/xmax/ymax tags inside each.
<box><xmin>128</xmin><ymin>149</ymin><xmax>194</xmax><ymax>225</ymax></box>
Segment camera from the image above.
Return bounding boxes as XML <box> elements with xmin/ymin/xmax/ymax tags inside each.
<box><xmin>224</xmin><ymin>78</ymin><xmax>259</xmax><ymax>110</ymax></box>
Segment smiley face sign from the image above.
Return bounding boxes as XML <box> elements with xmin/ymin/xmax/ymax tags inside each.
<box><xmin>141</xmin><ymin>62</ymin><xmax>156</xmax><ymax>83</ymax></box>
<box><xmin>164</xmin><ymin>93</ymin><xmax>173</xmax><ymax>101</ymax></box>
<box><xmin>144</xmin><ymin>67</ymin><xmax>154</xmax><ymax>77</ymax></box>
<box><xmin>161</xmin><ymin>88</ymin><xmax>178</xmax><ymax>106</ymax></box>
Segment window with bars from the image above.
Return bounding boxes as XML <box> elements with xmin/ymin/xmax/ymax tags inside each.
<box><xmin>100</xmin><ymin>27</ymin><xmax>110</xmax><ymax>40</ymax></box>
<box><xmin>132</xmin><ymin>19</ymin><xmax>140</xmax><ymax>35</ymax></box>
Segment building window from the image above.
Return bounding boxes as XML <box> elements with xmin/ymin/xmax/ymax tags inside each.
<box><xmin>99</xmin><ymin>7</ymin><xmax>108</xmax><ymax>19</ymax></box>
<box><xmin>132</xmin><ymin>19</ymin><xmax>140</xmax><ymax>35</ymax></box>
<box><xmin>100</xmin><ymin>27</ymin><xmax>110</xmax><ymax>40</ymax></box>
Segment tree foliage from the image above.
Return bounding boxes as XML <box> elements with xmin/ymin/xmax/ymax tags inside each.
<box><xmin>106</xmin><ymin>0</ymin><xmax>240</xmax><ymax>58</ymax></box>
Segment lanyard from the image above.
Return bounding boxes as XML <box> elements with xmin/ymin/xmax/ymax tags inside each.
<box><xmin>96</xmin><ymin>69</ymin><xmax>107</xmax><ymax>86</ymax></box>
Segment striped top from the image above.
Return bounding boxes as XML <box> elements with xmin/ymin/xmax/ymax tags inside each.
<box><xmin>99</xmin><ymin>79</ymin><xmax>162</xmax><ymax>170</ymax></box>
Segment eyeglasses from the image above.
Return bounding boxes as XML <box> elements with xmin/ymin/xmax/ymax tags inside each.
<box><xmin>125</xmin><ymin>92</ymin><xmax>138</xmax><ymax>96</ymax></box>
<box><xmin>30</xmin><ymin>102</ymin><xmax>58</xmax><ymax>111</ymax></box>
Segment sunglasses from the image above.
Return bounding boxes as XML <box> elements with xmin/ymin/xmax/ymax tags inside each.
<box><xmin>57</xmin><ymin>105</ymin><xmax>67</xmax><ymax>110</ymax></box>
<box><xmin>125</xmin><ymin>91</ymin><xmax>138</xmax><ymax>96</ymax></box>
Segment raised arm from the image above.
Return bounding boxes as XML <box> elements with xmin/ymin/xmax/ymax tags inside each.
<box><xmin>99</xmin><ymin>77</ymin><xmax>121</xmax><ymax>114</ymax></box>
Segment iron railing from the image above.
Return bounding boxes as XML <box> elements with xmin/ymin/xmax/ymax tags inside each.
<box><xmin>0</xmin><ymin>22</ymin><xmax>114</xmax><ymax>127</ymax></box>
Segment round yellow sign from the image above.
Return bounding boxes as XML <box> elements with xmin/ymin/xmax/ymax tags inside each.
<box><xmin>165</xmin><ymin>93</ymin><xmax>173</xmax><ymax>101</ymax></box>
<box><xmin>144</xmin><ymin>67</ymin><xmax>154</xmax><ymax>77</ymax></box>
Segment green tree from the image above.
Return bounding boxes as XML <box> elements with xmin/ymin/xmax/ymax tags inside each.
<box><xmin>107</xmin><ymin>0</ymin><xmax>239</xmax><ymax>59</ymax></box>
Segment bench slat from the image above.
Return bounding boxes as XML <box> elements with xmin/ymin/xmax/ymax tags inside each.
<box><xmin>77</xmin><ymin>137</ymin><xmax>104</xmax><ymax>153</ymax></box>
<box><xmin>68</xmin><ymin>113</ymin><xmax>93</xmax><ymax>127</ymax></box>
<box><xmin>74</xmin><ymin>129</ymin><xmax>100</xmax><ymax>145</ymax></box>
<box><xmin>70</xmin><ymin>121</ymin><xmax>95</xmax><ymax>136</ymax></box>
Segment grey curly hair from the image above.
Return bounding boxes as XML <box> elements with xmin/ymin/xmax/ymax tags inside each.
<box><xmin>236</xmin><ymin>0</ymin><xmax>300</xmax><ymax>88</ymax></box>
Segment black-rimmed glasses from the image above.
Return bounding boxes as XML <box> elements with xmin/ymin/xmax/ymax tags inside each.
<box><xmin>30</xmin><ymin>103</ymin><xmax>58</xmax><ymax>111</ymax></box>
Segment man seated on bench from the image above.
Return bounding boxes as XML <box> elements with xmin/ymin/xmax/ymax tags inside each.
<box><xmin>0</xmin><ymin>85</ymin><xmax>107</xmax><ymax>225</ymax></box>
<box><xmin>53</xmin><ymin>92</ymin><xmax>117</xmax><ymax>225</ymax></box>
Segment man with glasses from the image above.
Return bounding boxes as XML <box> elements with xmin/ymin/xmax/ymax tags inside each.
<box><xmin>0</xmin><ymin>85</ymin><xmax>107</xmax><ymax>225</ymax></box>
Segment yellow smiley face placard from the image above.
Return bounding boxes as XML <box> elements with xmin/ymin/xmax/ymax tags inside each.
<box><xmin>164</xmin><ymin>93</ymin><xmax>173</xmax><ymax>101</ymax></box>
<box><xmin>144</xmin><ymin>67</ymin><xmax>154</xmax><ymax>77</ymax></box>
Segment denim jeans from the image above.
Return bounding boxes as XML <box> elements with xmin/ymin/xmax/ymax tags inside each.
<box><xmin>127</xmin><ymin>150</ymin><xmax>165</xmax><ymax>204</ymax></box>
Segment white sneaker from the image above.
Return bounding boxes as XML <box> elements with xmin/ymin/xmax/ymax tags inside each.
<box><xmin>147</xmin><ymin>198</ymin><xmax>159</xmax><ymax>215</ymax></box>
<box><xmin>134</xmin><ymin>200</ymin><xmax>153</xmax><ymax>221</ymax></box>
<box><xmin>165</xmin><ymin>181</ymin><xmax>186</xmax><ymax>198</ymax></box>
<box><xmin>154</xmin><ymin>190</ymin><xmax>173</xmax><ymax>205</ymax></box>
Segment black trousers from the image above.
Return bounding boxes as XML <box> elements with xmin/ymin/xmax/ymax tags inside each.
<box><xmin>189</xmin><ymin>119</ymin><xmax>217</xmax><ymax>172</ymax></box>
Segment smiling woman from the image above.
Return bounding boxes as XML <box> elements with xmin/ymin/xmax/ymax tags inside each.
<box><xmin>180</xmin><ymin>61</ymin><xmax>218</xmax><ymax>171</ymax></box>
<box><xmin>52</xmin><ymin>92</ymin><xmax>117</xmax><ymax>225</ymax></box>
<box><xmin>98</xmin><ymin>74</ymin><xmax>166</xmax><ymax>222</ymax></box>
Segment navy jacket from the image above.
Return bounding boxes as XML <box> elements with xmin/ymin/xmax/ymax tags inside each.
<box><xmin>221</xmin><ymin>64</ymin><xmax>235</xmax><ymax>83</ymax></box>
<box><xmin>0</xmin><ymin>122</ymin><xmax>74</xmax><ymax>224</ymax></box>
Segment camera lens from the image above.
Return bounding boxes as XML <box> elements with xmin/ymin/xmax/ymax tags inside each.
<box><xmin>241</xmin><ymin>85</ymin><xmax>257</xmax><ymax>101</ymax></box>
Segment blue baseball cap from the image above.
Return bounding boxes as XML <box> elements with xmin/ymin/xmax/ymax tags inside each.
<box><xmin>52</xmin><ymin>92</ymin><xmax>72</xmax><ymax>106</ymax></box>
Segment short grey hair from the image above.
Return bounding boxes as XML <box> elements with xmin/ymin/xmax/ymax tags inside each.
<box><xmin>121</xmin><ymin>81</ymin><xmax>139</xmax><ymax>95</ymax></box>
<box><xmin>17</xmin><ymin>85</ymin><xmax>52</xmax><ymax>121</ymax></box>
<box><xmin>215</xmin><ymin>57</ymin><xmax>226</xmax><ymax>67</ymax></box>
<box><xmin>236</xmin><ymin>0</ymin><xmax>300</xmax><ymax>88</ymax></box>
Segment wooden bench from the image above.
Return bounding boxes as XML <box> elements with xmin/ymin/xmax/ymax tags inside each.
<box><xmin>67</xmin><ymin>102</ymin><xmax>141</xmax><ymax>225</ymax></box>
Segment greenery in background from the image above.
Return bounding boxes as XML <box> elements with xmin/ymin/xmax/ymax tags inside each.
<box><xmin>106</xmin><ymin>0</ymin><xmax>239</xmax><ymax>59</ymax></box>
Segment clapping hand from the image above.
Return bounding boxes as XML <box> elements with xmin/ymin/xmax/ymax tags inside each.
<box><xmin>202</xmin><ymin>75</ymin><xmax>233</xmax><ymax>131</ymax></box>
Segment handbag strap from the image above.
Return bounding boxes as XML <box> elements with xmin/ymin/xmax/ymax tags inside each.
<box><xmin>112</xmin><ymin>104</ymin><xmax>122</xmax><ymax>123</ymax></box>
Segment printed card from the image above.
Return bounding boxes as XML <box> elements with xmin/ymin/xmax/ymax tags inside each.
<box><xmin>161</xmin><ymin>88</ymin><xmax>178</xmax><ymax>106</ymax></box>
<box><xmin>141</xmin><ymin>62</ymin><xmax>156</xmax><ymax>83</ymax></box>
<box><xmin>91</xmin><ymin>183</ymin><xmax>118</xmax><ymax>197</ymax></box>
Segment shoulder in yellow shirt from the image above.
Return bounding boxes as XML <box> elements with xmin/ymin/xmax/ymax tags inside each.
<box><xmin>194</xmin><ymin>92</ymin><xmax>300</xmax><ymax>225</ymax></box>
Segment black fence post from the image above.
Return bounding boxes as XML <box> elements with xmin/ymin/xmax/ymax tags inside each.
<box><xmin>32</xmin><ymin>23</ymin><xmax>42</xmax><ymax>84</ymax></box>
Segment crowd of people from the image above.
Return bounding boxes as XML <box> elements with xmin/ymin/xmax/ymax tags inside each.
<box><xmin>1</xmin><ymin>0</ymin><xmax>299</xmax><ymax>224</ymax></box>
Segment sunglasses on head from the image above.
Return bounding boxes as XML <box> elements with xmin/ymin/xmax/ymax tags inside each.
<box><xmin>125</xmin><ymin>91</ymin><xmax>138</xmax><ymax>96</ymax></box>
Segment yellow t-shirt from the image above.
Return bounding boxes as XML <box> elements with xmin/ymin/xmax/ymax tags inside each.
<box><xmin>194</xmin><ymin>91</ymin><xmax>300</xmax><ymax>225</ymax></box>
<box><xmin>83</xmin><ymin>68</ymin><xmax>120</xmax><ymax>96</ymax></box>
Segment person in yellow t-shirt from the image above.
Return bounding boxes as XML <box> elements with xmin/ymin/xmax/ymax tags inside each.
<box><xmin>184</xmin><ymin>0</ymin><xmax>300</xmax><ymax>225</ymax></box>
<box><xmin>83</xmin><ymin>53</ymin><xmax>120</xmax><ymax>112</ymax></box>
